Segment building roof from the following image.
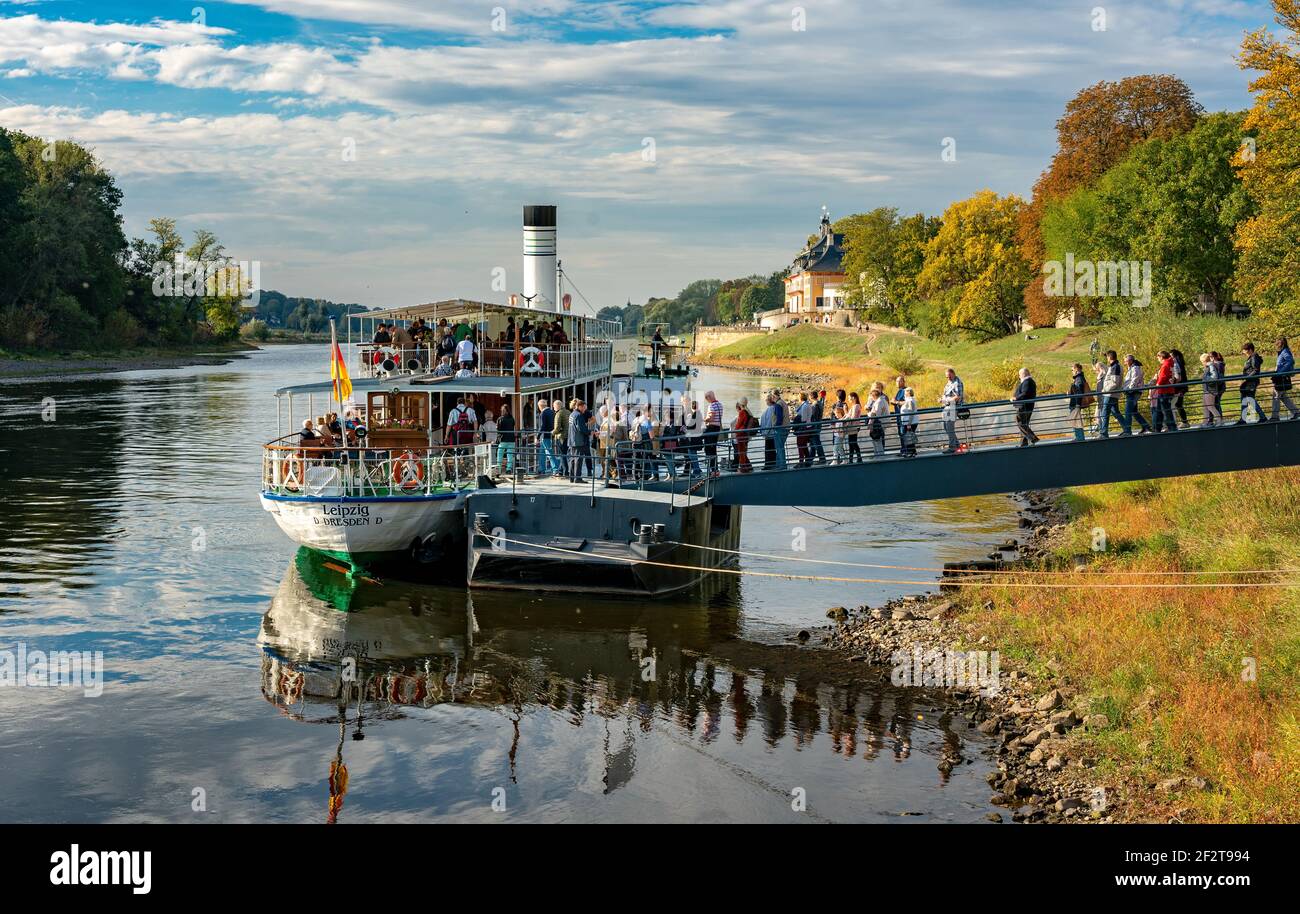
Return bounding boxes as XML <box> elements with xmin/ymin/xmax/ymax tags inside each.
<box><xmin>789</xmin><ymin>213</ymin><xmax>846</xmax><ymax>277</ymax></box>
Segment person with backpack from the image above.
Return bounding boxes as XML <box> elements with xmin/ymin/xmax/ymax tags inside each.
<box><xmin>1067</xmin><ymin>362</ymin><xmax>1091</xmax><ymax>442</ymax></box>
<box><xmin>1269</xmin><ymin>337</ymin><xmax>1298</xmax><ymax>422</ymax></box>
<box><xmin>867</xmin><ymin>387</ymin><xmax>890</xmax><ymax>457</ymax></box>
<box><xmin>1238</xmin><ymin>342</ymin><xmax>1263</xmax><ymax>424</ymax></box>
<box><xmin>846</xmin><ymin>391</ymin><xmax>863</xmax><ymax>463</ymax></box>
<box><xmin>899</xmin><ymin>388</ymin><xmax>919</xmax><ymax>456</ymax></box>
<box><xmin>1199</xmin><ymin>352</ymin><xmax>1223</xmax><ymax>427</ymax></box>
<box><xmin>446</xmin><ymin>396</ymin><xmax>477</xmax><ymax>450</ymax></box>
<box><xmin>939</xmin><ymin>368</ymin><xmax>965</xmax><ymax>454</ymax></box>
<box><xmin>1170</xmin><ymin>349</ymin><xmax>1190</xmax><ymax>428</ymax></box>
<box><xmin>1152</xmin><ymin>350</ymin><xmax>1178</xmax><ymax>433</ymax></box>
<box><xmin>1010</xmin><ymin>367</ymin><xmax>1040</xmax><ymax>446</ymax></box>
<box><xmin>1210</xmin><ymin>351</ymin><xmax>1227</xmax><ymax>417</ymax></box>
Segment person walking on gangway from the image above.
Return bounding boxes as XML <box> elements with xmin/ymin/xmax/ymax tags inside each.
<box><xmin>703</xmin><ymin>390</ymin><xmax>724</xmax><ymax>475</ymax></box>
<box><xmin>899</xmin><ymin>387</ymin><xmax>919</xmax><ymax>456</ymax></box>
<box><xmin>867</xmin><ymin>387</ymin><xmax>890</xmax><ymax>458</ymax></box>
<box><xmin>1121</xmin><ymin>355</ymin><xmax>1152</xmax><ymax>435</ymax></box>
<box><xmin>1237</xmin><ymin>342</ymin><xmax>1263</xmax><ymax>424</ymax></box>
<box><xmin>1096</xmin><ymin>351</ymin><xmax>1124</xmax><ymax>437</ymax></box>
<box><xmin>1068</xmin><ymin>363</ymin><xmax>1090</xmax><ymax>442</ymax></box>
<box><xmin>1011</xmin><ymin>367</ymin><xmax>1040</xmax><ymax>446</ymax></box>
<box><xmin>1152</xmin><ymin>350</ymin><xmax>1178</xmax><ymax>432</ymax></box>
<box><xmin>940</xmin><ymin>368</ymin><xmax>965</xmax><ymax>454</ymax></box>
<box><xmin>1199</xmin><ymin>352</ymin><xmax>1223</xmax><ymax>427</ymax></box>
<box><xmin>1268</xmin><ymin>337</ymin><xmax>1298</xmax><ymax>422</ymax></box>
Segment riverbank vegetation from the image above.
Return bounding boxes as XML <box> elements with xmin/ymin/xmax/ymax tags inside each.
<box><xmin>965</xmin><ymin>469</ymin><xmax>1300</xmax><ymax>822</ymax></box>
<box><xmin>0</xmin><ymin>127</ymin><xmax>368</xmax><ymax>357</ymax></box>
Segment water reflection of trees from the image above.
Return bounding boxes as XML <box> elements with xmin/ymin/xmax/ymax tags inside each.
<box><xmin>260</xmin><ymin>551</ymin><xmax>981</xmax><ymax>818</ymax></box>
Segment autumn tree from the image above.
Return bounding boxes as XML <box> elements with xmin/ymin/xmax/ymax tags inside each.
<box><xmin>916</xmin><ymin>190</ymin><xmax>1032</xmax><ymax>340</ymax></box>
<box><xmin>1041</xmin><ymin>112</ymin><xmax>1254</xmax><ymax>318</ymax></box>
<box><xmin>1019</xmin><ymin>75</ymin><xmax>1203</xmax><ymax>326</ymax></box>
<box><xmin>1234</xmin><ymin>0</ymin><xmax>1300</xmax><ymax>336</ymax></box>
<box><xmin>839</xmin><ymin>208</ymin><xmax>940</xmax><ymax>327</ymax></box>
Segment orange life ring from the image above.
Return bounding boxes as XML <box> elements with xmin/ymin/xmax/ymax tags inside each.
<box><xmin>281</xmin><ymin>454</ymin><xmax>304</xmax><ymax>491</ymax></box>
<box><xmin>391</xmin><ymin>450</ymin><xmax>425</xmax><ymax>490</ymax></box>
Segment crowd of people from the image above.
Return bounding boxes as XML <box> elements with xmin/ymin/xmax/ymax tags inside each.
<box><xmin>294</xmin><ymin>335</ymin><xmax>1297</xmax><ymax>486</ymax></box>
<box><xmin>502</xmin><ymin>335</ymin><xmax>1297</xmax><ymax>482</ymax></box>
<box><xmin>368</xmin><ymin>316</ymin><xmax>576</xmax><ymax>378</ymax></box>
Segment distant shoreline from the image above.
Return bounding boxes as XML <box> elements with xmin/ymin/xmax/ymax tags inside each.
<box><xmin>0</xmin><ymin>342</ymin><xmax>258</xmax><ymax>379</ymax></box>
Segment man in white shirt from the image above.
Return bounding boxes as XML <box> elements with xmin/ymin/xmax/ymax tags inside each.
<box><xmin>455</xmin><ymin>334</ymin><xmax>476</xmax><ymax>370</ymax></box>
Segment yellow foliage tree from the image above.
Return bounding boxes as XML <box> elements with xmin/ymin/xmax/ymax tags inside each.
<box><xmin>1235</xmin><ymin>0</ymin><xmax>1300</xmax><ymax>334</ymax></box>
<box><xmin>917</xmin><ymin>190</ymin><xmax>1032</xmax><ymax>340</ymax></box>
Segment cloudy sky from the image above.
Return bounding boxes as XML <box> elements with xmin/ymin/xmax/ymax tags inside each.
<box><xmin>0</xmin><ymin>0</ymin><xmax>1276</xmax><ymax>310</ymax></box>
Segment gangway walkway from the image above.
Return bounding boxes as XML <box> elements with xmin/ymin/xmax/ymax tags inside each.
<box><xmin>607</xmin><ymin>369</ymin><xmax>1300</xmax><ymax>507</ymax></box>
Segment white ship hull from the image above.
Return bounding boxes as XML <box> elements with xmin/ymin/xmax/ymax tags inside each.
<box><xmin>259</xmin><ymin>492</ymin><xmax>465</xmax><ymax>563</ymax></box>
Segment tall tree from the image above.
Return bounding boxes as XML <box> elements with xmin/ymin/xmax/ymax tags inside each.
<box><xmin>917</xmin><ymin>190</ymin><xmax>1032</xmax><ymax>340</ymax></box>
<box><xmin>1018</xmin><ymin>75</ymin><xmax>1203</xmax><ymax>326</ymax></box>
<box><xmin>1234</xmin><ymin>0</ymin><xmax>1300</xmax><ymax>335</ymax></box>
<box><xmin>1041</xmin><ymin>112</ymin><xmax>1254</xmax><ymax>317</ymax></box>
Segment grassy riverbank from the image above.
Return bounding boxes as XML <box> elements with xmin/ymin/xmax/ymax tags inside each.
<box><xmin>963</xmin><ymin>469</ymin><xmax>1300</xmax><ymax>822</ymax></box>
<box><xmin>705</xmin><ymin>319</ymin><xmax>1298</xmax><ymax>821</ymax></box>
<box><xmin>694</xmin><ymin>323</ymin><xmax>1095</xmax><ymax>403</ymax></box>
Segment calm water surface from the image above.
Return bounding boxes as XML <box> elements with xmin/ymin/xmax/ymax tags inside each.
<box><xmin>0</xmin><ymin>345</ymin><xmax>1021</xmax><ymax>823</ymax></box>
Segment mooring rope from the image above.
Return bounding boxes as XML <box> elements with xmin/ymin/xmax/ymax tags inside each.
<box><xmin>483</xmin><ymin>533</ymin><xmax>1300</xmax><ymax>589</ymax></box>
<box><xmin>659</xmin><ymin>540</ymin><xmax>1299</xmax><ymax>578</ymax></box>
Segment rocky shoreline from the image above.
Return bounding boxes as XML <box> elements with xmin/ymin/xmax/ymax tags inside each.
<box><xmin>811</xmin><ymin>489</ymin><xmax>1128</xmax><ymax>824</ymax></box>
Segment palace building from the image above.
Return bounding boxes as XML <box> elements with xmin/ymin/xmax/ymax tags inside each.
<box><xmin>784</xmin><ymin>210</ymin><xmax>847</xmax><ymax>315</ymax></box>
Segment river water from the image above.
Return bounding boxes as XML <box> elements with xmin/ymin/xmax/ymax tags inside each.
<box><xmin>0</xmin><ymin>344</ymin><xmax>1022</xmax><ymax>823</ymax></box>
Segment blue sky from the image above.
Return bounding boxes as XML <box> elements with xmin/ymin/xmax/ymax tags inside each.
<box><xmin>0</xmin><ymin>0</ymin><xmax>1278</xmax><ymax>310</ymax></box>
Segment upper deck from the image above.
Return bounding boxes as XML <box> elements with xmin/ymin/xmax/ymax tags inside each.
<box><xmin>328</xmin><ymin>297</ymin><xmax>616</xmax><ymax>396</ymax></box>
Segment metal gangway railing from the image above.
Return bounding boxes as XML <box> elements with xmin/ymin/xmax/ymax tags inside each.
<box><xmin>595</xmin><ymin>367</ymin><xmax>1298</xmax><ymax>488</ymax></box>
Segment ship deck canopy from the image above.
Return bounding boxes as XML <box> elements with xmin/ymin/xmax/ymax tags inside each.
<box><xmin>275</xmin><ymin>372</ymin><xmax>573</xmax><ymax>398</ymax></box>
<box><xmin>349</xmin><ymin>298</ymin><xmax>619</xmax><ymax>339</ymax></box>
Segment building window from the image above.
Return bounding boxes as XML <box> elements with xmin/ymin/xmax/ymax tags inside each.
<box><xmin>816</xmin><ymin>296</ymin><xmax>823</xmax><ymax>309</ymax></box>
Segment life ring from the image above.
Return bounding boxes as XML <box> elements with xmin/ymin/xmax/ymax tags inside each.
<box><xmin>518</xmin><ymin>346</ymin><xmax>545</xmax><ymax>373</ymax></box>
<box><xmin>391</xmin><ymin>450</ymin><xmax>424</xmax><ymax>490</ymax></box>
<box><xmin>371</xmin><ymin>345</ymin><xmax>396</xmax><ymax>366</ymax></box>
<box><xmin>281</xmin><ymin>453</ymin><xmax>304</xmax><ymax>491</ymax></box>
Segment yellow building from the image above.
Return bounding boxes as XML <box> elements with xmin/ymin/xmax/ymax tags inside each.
<box><xmin>782</xmin><ymin>211</ymin><xmax>847</xmax><ymax>321</ymax></box>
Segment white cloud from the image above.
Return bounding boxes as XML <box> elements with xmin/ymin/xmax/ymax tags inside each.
<box><xmin>0</xmin><ymin>1</ymin><xmax>1265</xmax><ymax>306</ymax></box>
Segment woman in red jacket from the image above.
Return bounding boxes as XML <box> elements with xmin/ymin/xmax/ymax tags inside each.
<box><xmin>732</xmin><ymin>398</ymin><xmax>753</xmax><ymax>473</ymax></box>
<box><xmin>1152</xmin><ymin>350</ymin><xmax>1178</xmax><ymax>433</ymax></box>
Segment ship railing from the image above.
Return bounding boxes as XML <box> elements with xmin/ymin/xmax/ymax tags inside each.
<box><xmin>261</xmin><ymin>439</ymin><xmax>494</xmax><ymax>498</ymax></box>
<box><xmin>352</xmin><ymin>341</ymin><xmax>612</xmax><ymax>380</ymax></box>
<box><xmin>474</xmin><ymin>342</ymin><xmax>612</xmax><ymax>378</ymax></box>
<box><xmin>597</xmin><ymin>367</ymin><xmax>1295</xmax><ymax>486</ymax></box>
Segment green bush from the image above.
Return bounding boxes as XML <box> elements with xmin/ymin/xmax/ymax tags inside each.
<box><xmin>986</xmin><ymin>358</ymin><xmax>1022</xmax><ymax>392</ymax></box>
<box><xmin>878</xmin><ymin>343</ymin><xmax>925</xmax><ymax>376</ymax></box>
<box><xmin>240</xmin><ymin>318</ymin><xmax>270</xmax><ymax>341</ymax></box>
<box><xmin>101</xmin><ymin>309</ymin><xmax>143</xmax><ymax>349</ymax></box>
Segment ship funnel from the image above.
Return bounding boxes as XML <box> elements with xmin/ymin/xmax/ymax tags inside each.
<box><xmin>522</xmin><ymin>204</ymin><xmax>557</xmax><ymax>311</ymax></box>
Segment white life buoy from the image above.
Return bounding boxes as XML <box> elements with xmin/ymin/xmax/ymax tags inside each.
<box><xmin>519</xmin><ymin>346</ymin><xmax>545</xmax><ymax>373</ymax></box>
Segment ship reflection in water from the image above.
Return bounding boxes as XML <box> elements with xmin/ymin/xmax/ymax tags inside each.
<box><xmin>258</xmin><ymin>549</ymin><xmax>998</xmax><ymax>823</ymax></box>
